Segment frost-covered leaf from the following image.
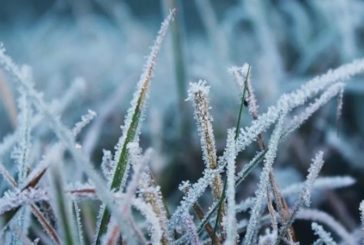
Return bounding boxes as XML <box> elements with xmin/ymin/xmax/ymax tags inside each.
<box><xmin>95</xmin><ymin>10</ymin><xmax>175</xmax><ymax>243</ymax></box>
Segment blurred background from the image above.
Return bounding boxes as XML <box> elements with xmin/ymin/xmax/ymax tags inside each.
<box><xmin>1</xmin><ymin>0</ymin><xmax>364</xmax><ymax>242</ymax></box>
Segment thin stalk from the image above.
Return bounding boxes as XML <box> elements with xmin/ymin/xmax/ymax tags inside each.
<box><xmin>167</xmin><ymin>151</ymin><xmax>266</xmax><ymax>245</ymax></box>
<box><xmin>212</xmin><ymin>65</ymin><xmax>250</xmax><ymax>243</ymax></box>
<box><xmin>50</xmin><ymin>165</ymin><xmax>77</xmax><ymax>245</ymax></box>
<box><xmin>198</xmin><ymin>150</ymin><xmax>266</xmax><ymax>235</ymax></box>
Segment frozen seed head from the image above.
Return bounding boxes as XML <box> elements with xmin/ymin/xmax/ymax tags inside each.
<box><xmin>229</xmin><ymin>63</ymin><xmax>250</xmax><ymax>93</ymax></box>
<box><xmin>187</xmin><ymin>80</ymin><xmax>223</xmax><ymax>199</ymax></box>
<box><xmin>186</xmin><ymin>80</ymin><xmax>210</xmax><ymax>101</ymax></box>
<box><xmin>187</xmin><ymin>80</ymin><xmax>216</xmax><ymax>169</ymax></box>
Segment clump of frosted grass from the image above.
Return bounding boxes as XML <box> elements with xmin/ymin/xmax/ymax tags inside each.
<box><xmin>1</xmin><ymin>10</ymin><xmax>364</xmax><ymax>245</ymax></box>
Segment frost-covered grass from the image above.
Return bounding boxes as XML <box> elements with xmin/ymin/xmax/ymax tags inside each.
<box><xmin>1</xmin><ymin>1</ymin><xmax>364</xmax><ymax>244</ymax></box>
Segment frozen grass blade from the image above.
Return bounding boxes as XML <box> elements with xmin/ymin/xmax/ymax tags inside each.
<box><xmin>224</xmin><ymin>129</ymin><xmax>237</xmax><ymax>244</ymax></box>
<box><xmin>311</xmin><ymin>222</ymin><xmax>337</xmax><ymax>245</ymax></box>
<box><xmin>243</xmin><ymin>115</ymin><xmax>285</xmax><ymax>245</ymax></box>
<box><xmin>212</xmin><ymin>64</ymin><xmax>250</xmax><ymax>242</ymax></box>
<box><xmin>276</xmin><ymin>151</ymin><xmax>325</xmax><ymax>244</ymax></box>
<box><xmin>296</xmin><ymin>209</ymin><xmax>355</xmax><ymax>245</ymax></box>
<box><xmin>139</xmin><ymin>169</ymin><xmax>173</xmax><ymax>244</ymax></box>
<box><xmin>49</xmin><ymin>162</ymin><xmax>77</xmax><ymax>245</ymax></box>
<box><xmin>173</xmin><ymin>150</ymin><xmax>265</xmax><ymax>245</ymax></box>
<box><xmin>95</xmin><ymin>10</ymin><xmax>175</xmax><ymax>244</ymax></box>
<box><xmin>234</xmin><ymin>59</ymin><xmax>364</xmax><ymax>155</ymax></box>
<box><xmin>360</xmin><ymin>201</ymin><xmax>364</xmax><ymax>239</ymax></box>
<box><xmin>73</xmin><ymin>202</ymin><xmax>85</xmax><ymax>245</ymax></box>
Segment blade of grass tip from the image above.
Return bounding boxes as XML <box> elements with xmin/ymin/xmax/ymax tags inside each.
<box><xmin>21</xmin><ymin>166</ymin><xmax>48</xmax><ymax>191</ymax></box>
<box><xmin>50</xmin><ymin>162</ymin><xmax>77</xmax><ymax>245</ymax></box>
<box><xmin>234</xmin><ymin>65</ymin><xmax>250</xmax><ymax>139</ymax></box>
<box><xmin>94</xmin><ymin>10</ymin><xmax>175</xmax><ymax>244</ymax></box>
<box><xmin>212</xmin><ymin>65</ymin><xmax>251</xmax><ymax>242</ymax></box>
<box><xmin>1</xmin><ymin>207</ymin><xmax>21</xmax><ymax>230</ymax></box>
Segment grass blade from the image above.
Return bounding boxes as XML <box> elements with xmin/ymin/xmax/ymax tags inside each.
<box><xmin>50</xmin><ymin>163</ymin><xmax>77</xmax><ymax>245</ymax></box>
<box><xmin>94</xmin><ymin>10</ymin><xmax>175</xmax><ymax>244</ymax></box>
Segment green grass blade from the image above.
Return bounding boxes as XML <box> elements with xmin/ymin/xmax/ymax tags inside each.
<box><xmin>94</xmin><ymin>10</ymin><xmax>175</xmax><ymax>244</ymax></box>
<box><xmin>50</xmin><ymin>164</ymin><xmax>77</xmax><ymax>245</ymax></box>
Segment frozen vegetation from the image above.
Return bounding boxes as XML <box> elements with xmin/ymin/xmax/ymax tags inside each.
<box><xmin>0</xmin><ymin>0</ymin><xmax>364</xmax><ymax>244</ymax></box>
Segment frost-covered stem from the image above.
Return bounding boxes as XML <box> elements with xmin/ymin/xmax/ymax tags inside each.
<box><xmin>336</xmin><ymin>86</ymin><xmax>344</xmax><ymax>125</ymax></box>
<box><xmin>243</xmin><ymin>115</ymin><xmax>285</xmax><ymax>245</ymax></box>
<box><xmin>193</xmin><ymin>203</ymin><xmax>218</xmax><ymax>244</ymax></box>
<box><xmin>231</xmin><ymin>64</ymin><xmax>250</xmax><ymax>139</ymax></box>
<box><xmin>296</xmin><ymin>209</ymin><xmax>355</xmax><ymax>245</ymax></box>
<box><xmin>359</xmin><ymin>201</ymin><xmax>364</xmax><ymax>241</ymax></box>
<box><xmin>31</xmin><ymin>205</ymin><xmax>61</xmax><ymax>245</ymax></box>
<box><xmin>266</xmin><ymin>189</ymin><xmax>278</xmax><ymax>233</ymax></box>
<box><xmin>140</xmin><ymin>170</ymin><xmax>174</xmax><ymax>244</ymax></box>
<box><xmin>276</xmin><ymin>151</ymin><xmax>325</xmax><ymax>244</ymax></box>
<box><xmin>169</xmin><ymin>167</ymin><xmax>222</xmax><ymax>234</ymax></box>
<box><xmin>224</xmin><ymin>130</ymin><xmax>237</xmax><ymax>245</ymax></box>
<box><xmin>234</xmin><ymin>59</ymin><xmax>364</xmax><ymax>155</ymax></box>
<box><xmin>0</xmin><ymin>163</ymin><xmax>17</xmax><ymax>187</ymax></box>
<box><xmin>311</xmin><ymin>222</ymin><xmax>337</xmax><ymax>245</ymax></box>
<box><xmin>12</xmin><ymin>87</ymin><xmax>32</xmax><ymax>245</ymax></box>
<box><xmin>125</xmin><ymin>143</ymin><xmax>151</xmax><ymax>202</ymax></box>
<box><xmin>180</xmin><ymin>180</ymin><xmax>219</xmax><ymax>244</ymax></box>
<box><xmin>184</xmin><ymin>213</ymin><xmax>202</xmax><ymax>245</ymax></box>
<box><xmin>236</xmin><ymin>176</ymin><xmax>356</xmax><ymax>214</ymax></box>
<box><xmin>132</xmin><ymin>198</ymin><xmax>163</xmax><ymax>245</ymax></box>
<box><xmin>235</xmin><ymin>64</ymin><xmax>291</xmax><ymax>241</ymax></box>
<box><xmin>14</xmin><ymin>91</ymin><xmax>32</xmax><ymax>183</ymax></box>
<box><xmin>187</xmin><ymin>80</ymin><xmax>222</xmax><ymax>199</ymax></box>
<box><xmin>283</xmin><ymin>83</ymin><xmax>345</xmax><ymax>137</ymax></box>
<box><xmin>174</xmin><ymin>150</ymin><xmax>265</xmax><ymax>244</ymax></box>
